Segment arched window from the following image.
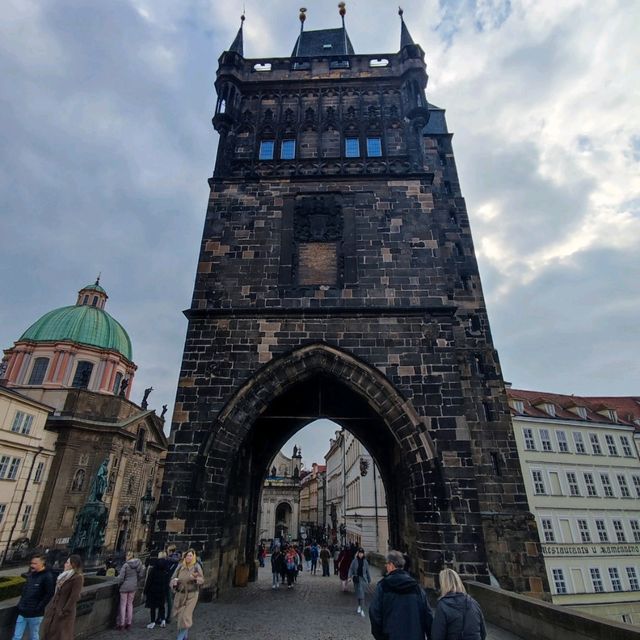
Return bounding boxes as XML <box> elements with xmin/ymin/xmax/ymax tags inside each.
<box><xmin>91</xmin><ymin>296</ymin><xmax>98</xmax><ymax>306</ymax></box>
<box><xmin>71</xmin><ymin>468</ymin><xmax>85</xmax><ymax>492</ymax></box>
<box><xmin>28</xmin><ymin>357</ymin><xmax>49</xmax><ymax>385</ymax></box>
<box><xmin>72</xmin><ymin>361</ymin><xmax>93</xmax><ymax>388</ymax></box>
<box><xmin>135</xmin><ymin>428</ymin><xmax>146</xmax><ymax>453</ymax></box>
<box><xmin>113</xmin><ymin>372</ymin><xmax>123</xmax><ymax>395</ymax></box>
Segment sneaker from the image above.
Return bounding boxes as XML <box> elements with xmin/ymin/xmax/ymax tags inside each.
<box><xmin>360</xmin><ymin>610</ymin><xmax>366</xmax><ymax>618</ymax></box>
<box><xmin>160</xmin><ymin>620</ymin><xmax>166</xmax><ymax>628</ymax></box>
<box><xmin>357</xmin><ymin>606</ymin><xmax>362</xmax><ymax>614</ymax></box>
<box><xmin>146</xmin><ymin>623</ymin><xmax>155</xmax><ymax>629</ymax></box>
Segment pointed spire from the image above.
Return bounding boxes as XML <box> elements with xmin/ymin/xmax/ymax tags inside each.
<box><xmin>229</xmin><ymin>13</ymin><xmax>245</xmax><ymax>56</ymax></box>
<box><xmin>294</xmin><ymin>7</ymin><xmax>307</xmax><ymax>57</ymax></box>
<box><xmin>398</xmin><ymin>7</ymin><xmax>416</xmax><ymax>48</ymax></box>
<box><xmin>95</xmin><ymin>273</ymin><xmax>101</xmax><ymax>286</ymax></box>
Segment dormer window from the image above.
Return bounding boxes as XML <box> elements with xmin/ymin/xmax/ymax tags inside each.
<box><xmin>510</xmin><ymin>399</ymin><xmax>524</xmax><ymax>414</ymax></box>
<box><xmin>545</xmin><ymin>403</ymin><xmax>556</xmax><ymax>417</ymax></box>
<box><xmin>573</xmin><ymin>406</ymin><xmax>588</xmax><ymax>419</ymax></box>
<box><xmin>323</xmin><ymin>43</ymin><xmax>332</xmax><ymax>50</ymax></box>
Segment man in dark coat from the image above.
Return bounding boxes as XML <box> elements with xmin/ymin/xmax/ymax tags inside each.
<box><xmin>11</xmin><ymin>554</ymin><xmax>55</xmax><ymax>640</ymax></box>
<box><xmin>369</xmin><ymin>550</ymin><xmax>433</xmax><ymax>640</ymax></box>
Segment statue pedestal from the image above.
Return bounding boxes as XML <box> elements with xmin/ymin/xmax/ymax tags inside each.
<box><xmin>69</xmin><ymin>500</ymin><xmax>109</xmax><ymax>569</ymax></box>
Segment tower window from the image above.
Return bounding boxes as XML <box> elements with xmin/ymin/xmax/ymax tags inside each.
<box><xmin>281</xmin><ymin>139</ymin><xmax>296</xmax><ymax>160</ymax></box>
<box><xmin>366</xmin><ymin>137</ymin><xmax>382</xmax><ymax>157</ymax></box>
<box><xmin>345</xmin><ymin>138</ymin><xmax>360</xmax><ymax>158</ymax></box>
<box><xmin>28</xmin><ymin>357</ymin><xmax>49</xmax><ymax>385</ymax></box>
<box><xmin>259</xmin><ymin>140</ymin><xmax>275</xmax><ymax>160</ymax></box>
<box><xmin>82</xmin><ymin>295</ymin><xmax>89</xmax><ymax>305</ymax></box>
<box><xmin>72</xmin><ymin>361</ymin><xmax>94</xmax><ymax>388</ymax></box>
<box><xmin>113</xmin><ymin>372</ymin><xmax>123</xmax><ymax>395</ymax></box>
<box><xmin>92</xmin><ymin>296</ymin><xmax>98</xmax><ymax>307</ymax></box>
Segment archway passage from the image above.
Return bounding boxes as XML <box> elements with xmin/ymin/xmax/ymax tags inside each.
<box><xmin>158</xmin><ymin>344</ymin><xmax>448</xmax><ymax>595</ymax></box>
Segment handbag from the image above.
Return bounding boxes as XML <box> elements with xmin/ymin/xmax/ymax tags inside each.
<box><xmin>352</xmin><ymin>575</ymin><xmax>360</xmax><ymax>584</ymax></box>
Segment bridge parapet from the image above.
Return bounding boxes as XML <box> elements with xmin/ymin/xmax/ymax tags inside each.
<box><xmin>467</xmin><ymin>581</ymin><xmax>639</xmax><ymax>639</ymax></box>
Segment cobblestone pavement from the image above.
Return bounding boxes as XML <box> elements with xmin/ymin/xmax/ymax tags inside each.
<box><xmin>94</xmin><ymin>564</ymin><xmax>523</xmax><ymax>640</ymax></box>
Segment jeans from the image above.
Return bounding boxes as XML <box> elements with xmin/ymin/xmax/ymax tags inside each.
<box><xmin>272</xmin><ymin>572</ymin><xmax>279</xmax><ymax>587</ymax></box>
<box><xmin>177</xmin><ymin>628</ymin><xmax>189</xmax><ymax>640</ymax></box>
<box><xmin>118</xmin><ymin>591</ymin><xmax>135</xmax><ymax>626</ymax></box>
<box><xmin>12</xmin><ymin>615</ymin><xmax>43</xmax><ymax>640</ymax></box>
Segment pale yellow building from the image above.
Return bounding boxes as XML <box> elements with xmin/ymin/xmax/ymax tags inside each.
<box><xmin>0</xmin><ymin>385</ymin><xmax>55</xmax><ymax>561</ymax></box>
<box><xmin>509</xmin><ymin>388</ymin><xmax>640</xmax><ymax>626</ymax></box>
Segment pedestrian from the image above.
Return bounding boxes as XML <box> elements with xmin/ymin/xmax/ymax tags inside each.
<box><xmin>39</xmin><ymin>555</ymin><xmax>84</xmax><ymax>640</ymax></box>
<box><xmin>170</xmin><ymin>548</ymin><xmax>205</xmax><ymax>640</ymax></box>
<box><xmin>333</xmin><ymin>545</ymin><xmax>340</xmax><ymax>575</ymax></box>
<box><xmin>303</xmin><ymin>544</ymin><xmax>312</xmax><ymax>571</ymax></box>
<box><xmin>337</xmin><ymin>546</ymin><xmax>352</xmax><ymax>591</ymax></box>
<box><xmin>284</xmin><ymin>546</ymin><xmax>298</xmax><ymax>589</ymax></box>
<box><xmin>431</xmin><ymin>568</ymin><xmax>486</xmax><ymax>640</ymax></box>
<box><xmin>348</xmin><ymin>547</ymin><xmax>371</xmax><ymax>617</ymax></box>
<box><xmin>320</xmin><ymin>544</ymin><xmax>331</xmax><ymax>577</ymax></box>
<box><xmin>257</xmin><ymin>543</ymin><xmax>266</xmax><ymax>568</ymax></box>
<box><xmin>11</xmin><ymin>554</ymin><xmax>55</xmax><ymax>640</ymax></box>
<box><xmin>144</xmin><ymin>551</ymin><xmax>170</xmax><ymax>629</ymax></box>
<box><xmin>369</xmin><ymin>550</ymin><xmax>433</xmax><ymax>640</ymax></box>
<box><xmin>310</xmin><ymin>542</ymin><xmax>319</xmax><ymax>574</ymax></box>
<box><xmin>271</xmin><ymin>546</ymin><xmax>283</xmax><ymax>589</ymax></box>
<box><xmin>116</xmin><ymin>551</ymin><xmax>145</xmax><ymax>630</ymax></box>
<box><xmin>165</xmin><ymin>545</ymin><xmax>181</xmax><ymax>624</ymax></box>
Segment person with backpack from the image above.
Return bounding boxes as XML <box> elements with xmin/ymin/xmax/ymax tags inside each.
<box><xmin>320</xmin><ymin>544</ymin><xmax>331</xmax><ymax>577</ymax></box>
<box><xmin>348</xmin><ymin>547</ymin><xmax>371</xmax><ymax>617</ymax></box>
<box><xmin>284</xmin><ymin>546</ymin><xmax>298</xmax><ymax>589</ymax></box>
<box><xmin>116</xmin><ymin>552</ymin><xmax>145</xmax><ymax>630</ymax></box>
<box><xmin>369</xmin><ymin>550</ymin><xmax>433</xmax><ymax>640</ymax></box>
<box><xmin>431</xmin><ymin>568</ymin><xmax>486</xmax><ymax>640</ymax></box>
<box><xmin>310</xmin><ymin>542</ymin><xmax>320</xmax><ymax>575</ymax></box>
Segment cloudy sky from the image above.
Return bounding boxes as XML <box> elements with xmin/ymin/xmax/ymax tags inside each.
<box><xmin>1</xmin><ymin>0</ymin><xmax>638</xmax><ymax>468</ymax></box>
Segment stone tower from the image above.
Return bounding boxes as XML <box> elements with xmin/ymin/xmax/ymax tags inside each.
<box><xmin>156</xmin><ymin>8</ymin><xmax>547</xmax><ymax>597</ymax></box>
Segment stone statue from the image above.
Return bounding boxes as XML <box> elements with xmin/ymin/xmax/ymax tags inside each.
<box><xmin>118</xmin><ymin>377</ymin><xmax>129</xmax><ymax>397</ymax></box>
<box><xmin>141</xmin><ymin>386</ymin><xmax>153</xmax><ymax>410</ymax></box>
<box><xmin>292</xmin><ymin>445</ymin><xmax>298</xmax><ymax>458</ymax></box>
<box><xmin>161</xmin><ymin>404</ymin><xmax>168</xmax><ymax>418</ymax></box>
<box><xmin>89</xmin><ymin>459</ymin><xmax>109</xmax><ymax>502</ymax></box>
<box><xmin>69</xmin><ymin>458</ymin><xmax>109</xmax><ymax>563</ymax></box>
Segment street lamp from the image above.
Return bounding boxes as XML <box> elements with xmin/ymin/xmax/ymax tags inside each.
<box><xmin>140</xmin><ymin>486</ymin><xmax>154</xmax><ymax>524</ymax></box>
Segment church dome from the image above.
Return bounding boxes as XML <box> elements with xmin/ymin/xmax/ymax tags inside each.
<box><xmin>19</xmin><ymin>280</ymin><xmax>132</xmax><ymax>361</ymax></box>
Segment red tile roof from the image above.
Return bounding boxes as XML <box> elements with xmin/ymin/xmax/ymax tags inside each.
<box><xmin>507</xmin><ymin>388</ymin><xmax>640</xmax><ymax>429</ymax></box>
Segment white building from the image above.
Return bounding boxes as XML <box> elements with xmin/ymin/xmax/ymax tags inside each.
<box><xmin>509</xmin><ymin>389</ymin><xmax>640</xmax><ymax>625</ymax></box>
<box><xmin>0</xmin><ymin>385</ymin><xmax>55</xmax><ymax>561</ymax></box>
<box><xmin>325</xmin><ymin>429</ymin><xmax>388</xmax><ymax>554</ymax></box>
<box><xmin>257</xmin><ymin>447</ymin><xmax>302</xmax><ymax>544</ymax></box>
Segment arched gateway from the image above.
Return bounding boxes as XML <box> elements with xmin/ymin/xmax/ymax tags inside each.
<box><xmin>154</xmin><ymin>9</ymin><xmax>548</xmax><ymax>598</ymax></box>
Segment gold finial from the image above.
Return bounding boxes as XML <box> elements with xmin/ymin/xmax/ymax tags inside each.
<box><xmin>338</xmin><ymin>2</ymin><xmax>346</xmax><ymax>17</ymax></box>
<box><xmin>398</xmin><ymin>7</ymin><xmax>404</xmax><ymax>18</ymax></box>
<box><xmin>299</xmin><ymin>7</ymin><xmax>307</xmax><ymax>22</ymax></box>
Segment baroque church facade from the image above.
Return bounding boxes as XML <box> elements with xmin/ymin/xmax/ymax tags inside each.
<box><xmin>1</xmin><ymin>281</ymin><xmax>167</xmax><ymax>556</ymax></box>
<box><xmin>156</xmin><ymin>7</ymin><xmax>547</xmax><ymax>596</ymax></box>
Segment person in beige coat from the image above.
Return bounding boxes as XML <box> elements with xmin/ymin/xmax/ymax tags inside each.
<box><xmin>170</xmin><ymin>549</ymin><xmax>204</xmax><ymax>640</ymax></box>
<box><xmin>40</xmin><ymin>555</ymin><xmax>84</xmax><ymax>640</ymax></box>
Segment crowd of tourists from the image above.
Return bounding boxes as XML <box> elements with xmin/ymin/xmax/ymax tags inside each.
<box><xmin>10</xmin><ymin>541</ymin><xmax>485</xmax><ymax>640</ymax></box>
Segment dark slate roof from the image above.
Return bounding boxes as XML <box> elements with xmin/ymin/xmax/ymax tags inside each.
<box><xmin>400</xmin><ymin>17</ymin><xmax>415</xmax><ymax>48</ymax></box>
<box><xmin>423</xmin><ymin>104</ymin><xmax>448</xmax><ymax>135</ymax></box>
<box><xmin>291</xmin><ymin>28</ymin><xmax>355</xmax><ymax>57</ymax></box>
<box><xmin>229</xmin><ymin>20</ymin><xmax>244</xmax><ymax>56</ymax></box>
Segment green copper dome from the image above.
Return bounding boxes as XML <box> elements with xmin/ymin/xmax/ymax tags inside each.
<box><xmin>20</xmin><ymin>305</ymin><xmax>133</xmax><ymax>361</ymax></box>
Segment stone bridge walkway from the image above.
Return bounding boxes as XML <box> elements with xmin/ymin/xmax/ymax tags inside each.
<box><xmin>93</xmin><ymin>565</ymin><xmax>523</xmax><ymax>640</ymax></box>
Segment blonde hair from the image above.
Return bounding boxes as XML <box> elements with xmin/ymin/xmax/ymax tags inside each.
<box><xmin>439</xmin><ymin>568</ymin><xmax>466</xmax><ymax>595</ymax></box>
<box><xmin>126</xmin><ymin>551</ymin><xmax>135</xmax><ymax>561</ymax></box>
<box><xmin>183</xmin><ymin>548</ymin><xmax>198</xmax><ymax>566</ymax></box>
<box><xmin>158</xmin><ymin>551</ymin><xmax>167</xmax><ymax>559</ymax></box>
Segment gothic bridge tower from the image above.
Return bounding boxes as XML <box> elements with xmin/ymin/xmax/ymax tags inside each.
<box><xmin>156</xmin><ymin>7</ymin><xmax>547</xmax><ymax>597</ymax></box>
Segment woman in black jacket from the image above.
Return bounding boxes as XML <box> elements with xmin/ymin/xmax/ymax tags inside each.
<box><xmin>144</xmin><ymin>552</ymin><xmax>170</xmax><ymax>628</ymax></box>
<box><xmin>431</xmin><ymin>568</ymin><xmax>486</xmax><ymax>640</ymax></box>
